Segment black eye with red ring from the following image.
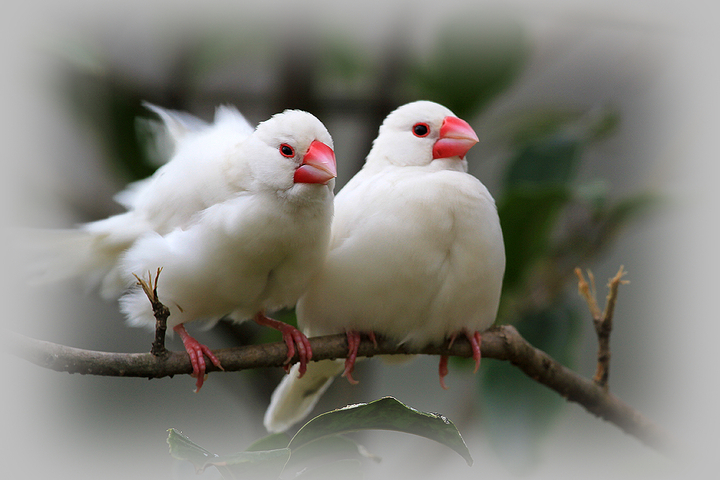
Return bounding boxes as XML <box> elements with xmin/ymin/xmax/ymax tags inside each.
<box><xmin>279</xmin><ymin>144</ymin><xmax>295</xmax><ymax>158</ymax></box>
<box><xmin>412</xmin><ymin>123</ymin><xmax>430</xmax><ymax>137</ymax></box>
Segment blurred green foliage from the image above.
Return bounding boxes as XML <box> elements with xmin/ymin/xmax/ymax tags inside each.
<box><xmin>408</xmin><ymin>19</ymin><xmax>529</xmax><ymax>118</ymax></box>
<box><xmin>57</xmin><ymin>17</ymin><xmax>656</xmax><ymax>475</ymax></box>
<box><xmin>482</xmin><ymin>103</ymin><xmax>650</xmax><ymax>467</ymax></box>
<box><xmin>480</xmin><ymin>304</ymin><xmax>582</xmax><ymax>473</ymax></box>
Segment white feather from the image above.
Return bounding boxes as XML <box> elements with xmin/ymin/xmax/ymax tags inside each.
<box><xmin>263</xmin><ymin>360</ymin><xmax>344</xmax><ymax>433</ymax></box>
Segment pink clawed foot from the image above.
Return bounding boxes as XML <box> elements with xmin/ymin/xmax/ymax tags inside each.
<box><xmin>468</xmin><ymin>331</ymin><xmax>482</xmax><ymax>373</ymax></box>
<box><xmin>367</xmin><ymin>331</ymin><xmax>378</xmax><ymax>348</ymax></box>
<box><xmin>174</xmin><ymin>324</ymin><xmax>223</xmax><ymax>392</ymax></box>
<box><xmin>254</xmin><ymin>312</ymin><xmax>312</xmax><ymax>378</ymax></box>
<box><xmin>439</xmin><ymin>355</ymin><xmax>450</xmax><ymax>390</ymax></box>
<box><xmin>342</xmin><ymin>330</ymin><xmax>362</xmax><ymax>385</ymax></box>
<box><xmin>438</xmin><ymin>330</ymin><xmax>482</xmax><ymax>389</ymax></box>
<box><xmin>341</xmin><ymin>330</ymin><xmax>377</xmax><ymax>384</ymax></box>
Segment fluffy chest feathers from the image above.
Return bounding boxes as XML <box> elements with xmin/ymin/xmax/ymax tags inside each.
<box><xmin>299</xmin><ymin>165</ymin><xmax>505</xmax><ymax>346</ymax></box>
<box><xmin>120</xmin><ymin>184</ymin><xmax>333</xmax><ymax>328</ymax></box>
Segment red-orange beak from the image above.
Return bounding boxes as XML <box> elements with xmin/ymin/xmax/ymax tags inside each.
<box><xmin>293</xmin><ymin>140</ymin><xmax>337</xmax><ymax>185</ymax></box>
<box><xmin>432</xmin><ymin>116</ymin><xmax>479</xmax><ymax>160</ymax></box>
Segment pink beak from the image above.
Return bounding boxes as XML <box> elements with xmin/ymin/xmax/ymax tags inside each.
<box><xmin>432</xmin><ymin>116</ymin><xmax>479</xmax><ymax>160</ymax></box>
<box><xmin>293</xmin><ymin>140</ymin><xmax>337</xmax><ymax>185</ymax></box>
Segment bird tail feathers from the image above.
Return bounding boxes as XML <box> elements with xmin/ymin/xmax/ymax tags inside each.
<box><xmin>263</xmin><ymin>359</ymin><xmax>345</xmax><ymax>433</ymax></box>
<box><xmin>15</xmin><ymin>227</ymin><xmax>129</xmax><ymax>299</ymax></box>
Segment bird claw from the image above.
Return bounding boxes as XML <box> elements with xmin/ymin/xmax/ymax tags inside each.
<box><xmin>341</xmin><ymin>330</ymin><xmax>362</xmax><ymax>385</ymax></box>
<box><xmin>254</xmin><ymin>313</ymin><xmax>312</xmax><ymax>378</ymax></box>
<box><xmin>285</xmin><ymin>326</ymin><xmax>312</xmax><ymax>378</ymax></box>
<box><xmin>340</xmin><ymin>330</ymin><xmax>380</xmax><ymax>384</ymax></box>
<box><xmin>469</xmin><ymin>331</ymin><xmax>482</xmax><ymax>373</ymax></box>
<box><xmin>174</xmin><ymin>324</ymin><xmax>222</xmax><ymax>392</ymax></box>
<box><xmin>439</xmin><ymin>355</ymin><xmax>450</xmax><ymax>390</ymax></box>
<box><xmin>438</xmin><ymin>330</ymin><xmax>482</xmax><ymax>389</ymax></box>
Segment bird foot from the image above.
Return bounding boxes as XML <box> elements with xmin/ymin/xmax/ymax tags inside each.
<box><xmin>174</xmin><ymin>324</ymin><xmax>222</xmax><ymax>392</ymax></box>
<box><xmin>468</xmin><ymin>331</ymin><xmax>482</xmax><ymax>373</ymax></box>
<box><xmin>341</xmin><ymin>330</ymin><xmax>362</xmax><ymax>385</ymax></box>
<box><xmin>439</xmin><ymin>355</ymin><xmax>450</xmax><ymax>390</ymax></box>
<box><xmin>438</xmin><ymin>330</ymin><xmax>482</xmax><ymax>389</ymax></box>
<box><xmin>341</xmin><ymin>330</ymin><xmax>378</xmax><ymax>384</ymax></box>
<box><xmin>254</xmin><ymin>313</ymin><xmax>312</xmax><ymax>378</ymax></box>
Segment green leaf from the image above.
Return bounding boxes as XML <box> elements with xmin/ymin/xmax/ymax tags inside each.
<box><xmin>169</xmin><ymin>398</ymin><xmax>473</xmax><ymax>478</ymax></box>
<box><xmin>497</xmin><ymin>121</ymin><xmax>592</xmax><ymax>293</ymax></box>
<box><xmin>245</xmin><ymin>432</ymin><xmax>291</xmax><ymax>452</ymax></box>
<box><xmin>167</xmin><ymin>428</ymin><xmax>216</xmax><ymax>472</ymax></box>
<box><xmin>480</xmin><ymin>302</ymin><xmax>581</xmax><ymax>472</ymax></box>
<box><xmin>289</xmin><ymin>396</ymin><xmax>473</xmax><ymax>466</ymax></box>
<box><xmin>497</xmin><ymin>186</ymin><xmax>571</xmax><ymax>292</ymax></box>
<box><xmin>167</xmin><ymin>428</ymin><xmax>290</xmax><ymax>480</ymax></box>
<box><xmin>294</xmin><ymin>459</ymin><xmax>364</xmax><ymax>480</ymax></box>
<box><xmin>284</xmin><ymin>434</ymin><xmax>379</xmax><ymax>477</ymax></box>
<box><xmin>209</xmin><ymin>449</ymin><xmax>290</xmax><ymax>480</ymax></box>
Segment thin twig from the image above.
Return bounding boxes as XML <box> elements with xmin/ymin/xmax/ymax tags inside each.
<box><xmin>575</xmin><ymin>266</ymin><xmax>628</xmax><ymax>391</ymax></box>
<box><xmin>5</xmin><ymin>324</ymin><xmax>674</xmax><ymax>456</ymax></box>
<box><xmin>576</xmin><ymin>268</ymin><xmax>602</xmax><ymax>321</ymax></box>
<box><xmin>133</xmin><ymin>267</ymin><xmax>169</xmax><ymax>358</ymax></box>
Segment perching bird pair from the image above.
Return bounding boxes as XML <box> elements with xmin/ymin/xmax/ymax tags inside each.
<box><xmin>28</xmin><ymin>100</ymin><xmax>505</xmax><ymax>433</ymax></box>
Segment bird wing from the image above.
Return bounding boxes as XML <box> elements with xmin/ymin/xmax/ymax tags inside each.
<box><xmin>118</xmin><ymin>104</ymin><xmax>256</xmax><ymax>233</ymax></box>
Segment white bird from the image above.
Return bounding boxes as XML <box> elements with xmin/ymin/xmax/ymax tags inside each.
<box><xmin>28</xmin><ymin>103</ymin><xmax>337</xmax><ymax>391</ymax></box>
<box><xmin>264</xmin><ymin>100</ymin><xmax>505</xmax><ymax>433</ymax></box>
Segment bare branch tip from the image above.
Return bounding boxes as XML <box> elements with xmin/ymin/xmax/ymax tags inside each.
<box><xmin>574</xmin><ymin>267</ymin><xmax>587</xmax><ymax>292</ymax></box>
<box><xmin>133</xmin><ymin>272</ymin><xmax>152</xmax><ymax>300</ymax></box>
<box><xmin>576</xmin><ymin>266</ymin><xmax>602</xmax><ymax>320</ymax></box>
<box><xmin>609</xmin><ymin>265</ymin><xmax>629</xmax><ymax>286</ymax></box>
<box><xmin>153</xmin><ymin>267</ymin><xmax>163</xmax><ymax>291</ymax></box>
<box><xmin>588</xmin><ymin>270</ymin><xmax>597</xmax><ymax>298</ymax></box>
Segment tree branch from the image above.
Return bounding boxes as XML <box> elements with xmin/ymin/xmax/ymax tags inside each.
<box><xmin>5</xmin><ymin>324</ymin><xmax>674</xmax><ymax>455</ymax></box>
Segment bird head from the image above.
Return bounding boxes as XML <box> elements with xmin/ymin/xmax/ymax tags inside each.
<box><xmin>246</xmin><ymin>110</ymin><xmax>337</xmax><ymax>193</ymax></box>
<box><xmin>368</xmin><ymin>100</ymin><xmax>479</xmax><ymax>169</ymax></box>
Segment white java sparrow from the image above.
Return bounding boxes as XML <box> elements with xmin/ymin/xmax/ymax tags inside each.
<box><xmin>264</xmin><ymin>100</ymin><xmax>505</xmax><ymax>432</ymax></box>
<box><xmin>29</xmin><ymin>103</ymin><xmax>337</xmax><ymax>391</ymax></box>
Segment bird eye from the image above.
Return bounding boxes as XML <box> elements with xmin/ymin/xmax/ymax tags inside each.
<box><xmin>279</xmin><ymin>144</ymin><xmax>295</xmax><ymax>158</ymax></box>
<box><xmin>412</xmin><ymin>123</ymin><xmax>430</xmax><ymax>137</ymax></box>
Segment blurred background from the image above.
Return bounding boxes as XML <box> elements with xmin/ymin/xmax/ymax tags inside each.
<box><xmin>2</xmin><ymin>1</ymin><xmax>718</xmax><ymax>479</ymax></box>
